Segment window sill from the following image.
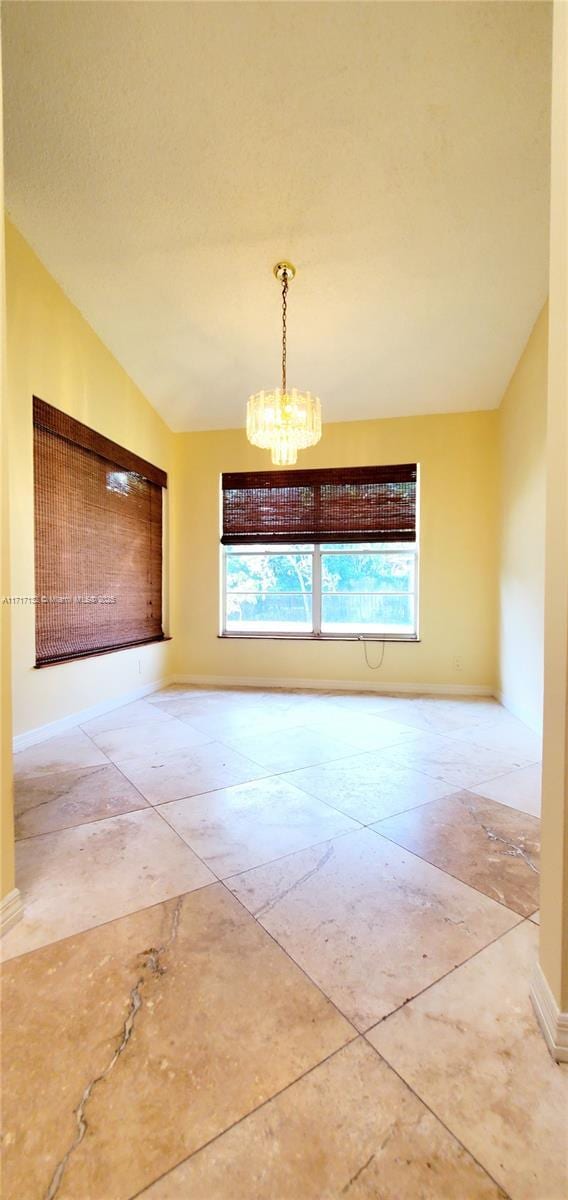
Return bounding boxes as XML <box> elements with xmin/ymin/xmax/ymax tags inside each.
<box><xmin>218</xmin><ymin>633</ymin><xmax>420</xmax><ymax>643</ymax></box>
<box><xmin>34</xmin><ymin>635</ymin><xmax>172</xmax><ymax>668</ymax></box>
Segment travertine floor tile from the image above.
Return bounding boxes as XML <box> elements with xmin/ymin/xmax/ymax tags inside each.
<box><xmin>2</xmin><ymin>886</ymin><xmax>353</xmax><ymax>1200</ymax></box>
<box><xmin>155</xmin><ymin>689</ymin><xmax>292</xmax><ymax>720</ymax></box>
<box><xmin>374</xmin><ymin>790</ymin><xmax>540</xmax><ymax>915</ymax></box>
<box><xmin>80</xmin><ymin>698</ymin><xmax>174</xmax><ymax>736</ymax></box>
<box><xmin>290</xmin><ymin>710</ymin><xmax>419</xmax><ymax>753</ymax></box>
<box><xmin>229</xmin><ymin>828</ymin><xmax>519</xmax><ymax>1030</ymax></box>
<box><xmin>372</xmin><ymin>695</ymin><xmax>503</xmax><ymax>734</ymax></box>
<box><xmin>115</xmin><ymin>741</ymin><xmax>268</xmax><ymax>804</ymax></box>
<box><xmin>529</xmin><ymin>909</ymin><xmax>540</xmax><ymax>923</ymax></box>
<box><xmin>13</xmin><ymin>729</ymin><xmax>108</xmax><ymax>778</ymax></box>
<box><xmin>369</xmin><ymin>922</ymin><xmax>568</xmax><ymax>1200</ymax></box>
<box><xmin>1</xmin><ymin>809</ymin><xmax>214</xmax><ymax>959</ymax></box>
<box><xmin>14</xmin><ymin>762</ymin><xmax>148</xmax><ymax>839</ymax></box>
<box><xmin>160</xmin><ymin>776</ymin><xmax>360</xmax><ymax>877</ymax></box>
<box><xmin>285</xmin><ymin>754</ymin><xmax>454</xmax><ymax>823</ymax></box>
<box><xmin>382</xmin><ymin>731</ymin><xmax>531</xmax><ymax>789</ymax></box>
<box><xmin>446</xmin><ymin>714</ymin><xmax>542</xmax><ymax>767</ymax></box>
<box><xmin>178</xmin><ymin>703</ymin><xmax>302</xmax><ymax>742</ymax></box>
<box><xmin>140</xmin><ymin>1039</ymin><xmax>507</xmax><ymax>1200</ymax></box>
<box><xmin>90</xmin><ymin>716</ymin><xmax>213</xmax><ymax>762</ymax></box>
<box><xmin>227</xmin><ymin>725</ymin><xmax>356</xmax><ymax>773</ymax></box>
<box><xmin>471</xmin><ymin>763</ymin><xmax>542</xmax><ymax>817</ymax></box>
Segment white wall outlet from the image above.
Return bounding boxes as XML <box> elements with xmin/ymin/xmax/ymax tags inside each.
<box><xmin>453</xmin><ymin>656</ymin><xmax>463</xmax><ymax>672</ymax></box>
<box><xmin>138</xmin><ymin>659</ymin><xmax>142</xmax><ymax>675</ymax></box>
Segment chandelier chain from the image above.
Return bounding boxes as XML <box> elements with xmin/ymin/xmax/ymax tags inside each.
<box><xmin>281</xmin><ymin>271</ymin><xmax>288</xmax><ymax>393</ymax></box>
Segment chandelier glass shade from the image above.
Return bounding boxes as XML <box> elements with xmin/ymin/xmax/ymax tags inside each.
<box><xmin>246</xmin><ymin>387</ymin><xmax>322</xmax><ymax>467</ymax></box>
<box><xmin>246</xmin><ymin>263</ymin><xmax>322</xmax><ymax>466</ymax></box>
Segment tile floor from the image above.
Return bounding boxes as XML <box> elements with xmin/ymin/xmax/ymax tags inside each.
<box><xmin>2</xmin><ymin>686</ymin><xmax>566</xmax><ymax>1200</ymax></box>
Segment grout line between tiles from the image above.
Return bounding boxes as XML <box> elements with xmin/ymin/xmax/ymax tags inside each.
<box><xmin>126</xmin><ymin>1036</ymin><xmax>360</xmax><ymax>1200</ymax></box>
<box><xmin>361</xmin><ymin>1039</ymin><xmax>514</xmax><ymax>1200</ymax></box>
<box><xmin>366</xmin><ymin>821</ymin><xmax>539</xmax><ymax>920</ymax></box>
<box><xmin>360</xmin><ymin>915</ymin><xmax>527</xmax><ymax>1037</ymax></box>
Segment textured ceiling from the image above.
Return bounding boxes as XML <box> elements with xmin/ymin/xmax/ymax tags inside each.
<box><xmin>3</xmin><ymin>1</ymin><xmax>552</xmax><ymax>431</ymax></box>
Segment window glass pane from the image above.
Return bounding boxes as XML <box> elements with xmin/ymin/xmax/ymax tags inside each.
<box><xmin>226</xmin><ymin>553</ymin><xmax>313</xmax><ymax>595</ymax></box>
<box><xmin>322</xmin><ymin>593</ymin><xmax>415</xmax><ymax>634</ymax></box>
<box><xmin>226</xmin><ymin>593</ymin><xmax>312</xmax><ymax>632</ymax></box>
<box><xmin>321</xmin><ymin>552</ymin><xmax>415</xmax><ymax>594</ymax></box>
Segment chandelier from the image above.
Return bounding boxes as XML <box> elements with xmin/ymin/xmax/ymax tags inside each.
<box><xmin>246</xmin><ymin>262</ymin><xmax>322</xmax><ymax>465</ymax></box>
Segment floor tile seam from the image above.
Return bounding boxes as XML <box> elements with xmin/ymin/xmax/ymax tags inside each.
<box><xmin>220</xmin><ymin>823</ymin><xmax>530</xmax><ymax>925</ymax></box>
<box><xmin>441</xmin><ymin>723</ymin><xmax>541</xmax><ymax>755</ymax></box>
<box><xmin>156</xmin><ymin>788</ymin><xmax>363</xmax><ymax>887</ymax></box>
<box><xmin>0</xmin><ymin>878</ymin><xmax>223</xmax><ymax>966</ymax></box>
<box><xmin>218</xmin><ymin>874</ymin><xmax>363</xmax><ymax>1036</ymax></box>
<box><xmin>12</xmin><ymin>748</ymin><xmax>157</xmax><ymax>843</ymax></box>
<box><xmin>85</xmin><ymin>715</ymin><xmax>219</xmax><ymax>753</ymax></box>
<box><xmin>378</xmin><ymin>747</ymin><xmax>541</xmax><ymax>795</ymax></box>
<box><xmin>78</xmin><ymin>710</ymin><xmax>178</xmax><ymax>737</ymax></box>
<box><xmin>218</xmin><ymin>867</ymin><xmax>526</xmax><ymax>1045</ymax></box>
<box><xmin>361</xmin><ymin>917</ymin><xmax>530</xmax><ymax>1039</ymax></box>
<box><xmin>14</xmin><ymin>798</ymin><xmax>151</xmax><ymax>843</ymax></box>
<box><xmin>195</xmin><ymin>825</ymin><xmax>365</xmax><ymax>883</ymax></box>
<box><xmin>125</xmin><ymin>1036</ymin><xmax>362</xmax><ymax>1200</ymax></box>
<box><xmin>438</xmin><ymin>731</ymin><xmax>540</xmax><ymax>769</ymax></box>
<box><xmin>210</xmin><ymin>732</ymin><xmax>405</xmax><ymax>774</ymax></box>
<box><xmin>14</xmin><ymin>759</ymin><xmax>370</xmax><ymax>844</ymax></box>
<box><xmin>267</xmin><ymin>777</ymin><xmax>457</xmax><ymax>830</ymax></box>
<box><xmin>365</xmin><ymin>824</ymin><xmax>539</xmax><ymax>919</ymax></box>
<box><xmin>469</xmin><ymin>761</ymin><xmax>542</xmax><ymax>791</ymax></box>
<box><xmin>106</xmin><ymin>745</ymin><xmax>383</xmax><ymax>799</ymax></box>
<box><xmin>361</xmin><ymin>1039</ymin><xmax>514</xmax><ymax>1200</ymax></box>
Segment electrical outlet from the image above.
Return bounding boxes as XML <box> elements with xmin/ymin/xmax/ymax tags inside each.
<box><xmin>138</xmin><ymin>659</ymin><xmax>142</xmax><ymax>675</ymax></box>
<box><xmin>453</xmin><ymin>656</ymin><xmax>463</xmax><ymax>672</ymax></box>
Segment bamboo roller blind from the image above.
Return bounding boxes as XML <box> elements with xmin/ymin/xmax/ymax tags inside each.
<box><xmin>33</xmin><ymin>397</ymin><xmax>167</xmax><ymax>666</ymax></box>
<box><xmin>221</xmin><ymin>464</ymin><xmax>418</xmax><ymax>546</ymax></box>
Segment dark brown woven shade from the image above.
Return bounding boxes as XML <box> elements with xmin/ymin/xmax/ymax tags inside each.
<box><xmin>221</xmin><ymin>464</ymin><xmax>417</xmax><ymax>546</ymax></box>
<box><xmin>33</xmin><ymin>397</ymin><xmax>166</xmax><ymax>666</ymax></box>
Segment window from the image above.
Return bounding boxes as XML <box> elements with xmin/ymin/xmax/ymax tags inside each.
<box><xmin>33</xmin><ymin>396</ymin><xmax>167</xmax><ymax>666</ymax></box>
<box><xmin>221</xmin><ymin>465</ymin><xmax>418</xmax><ymax>640</ymax></box>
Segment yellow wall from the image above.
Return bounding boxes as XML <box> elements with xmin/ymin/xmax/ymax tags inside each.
<box><xmin>5</xmin><ymin>220</ymin><xmax>176</xmax><ymax>737</ymax></box>
<box><xmin>498</xmin><ymin>305</ymin><xmax>548</xmax><ymax>733</ymax></box>
<box><xmin>0</xmin><ymin>37</ymin><xmax>16</xmax><ymax>903</ymax></box>
<box><xmin>539</xmin><ymin>0</ymin><xmax>568</xmax><ymax>1014</ymax></box>
<box><xmin>172</xmin><ymin>412</ymin><xmax>499</xmax><ymax>691</ymax></box>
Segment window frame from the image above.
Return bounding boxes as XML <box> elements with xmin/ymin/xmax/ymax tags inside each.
<box><xmin>220</xmin><ymin>541</ymin><xmax>420</xmax><ymax>642</ymax></box>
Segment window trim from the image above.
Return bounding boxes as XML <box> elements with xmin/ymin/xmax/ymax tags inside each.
<box><xmin>220</xmin><ymin>541</ymin><xmax>420</xmax><ymax>642</ymax></box>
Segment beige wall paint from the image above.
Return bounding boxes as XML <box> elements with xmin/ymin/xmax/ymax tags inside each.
<box><xmin>172</xmin><ymin>412</ymin><xmax>499</xmax><ymax>691</ymax></box>
<box><xmin>0</xmin><ymin>30</ymin><xmax>16</xmax><ymax>902</ymax></box>
<box><xmin>5</xmin><ymin>221</ymin><xmax>176</xmax><ymax>738</ymax></box>
<box><xmin>539</xmin><ymin>0</ymin><xmax>568</xmax><ymax>1015</ymax></box>
<box><xmin>498</xmin><ymin>305</ymin><xmax>548</xmax><ymax>733</ymax></box>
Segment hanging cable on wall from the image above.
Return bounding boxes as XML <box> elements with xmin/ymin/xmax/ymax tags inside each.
<box><xmin>358</xmin><ymin>636</ymin><xmax>386</xmax><ymax>671</ymax></box>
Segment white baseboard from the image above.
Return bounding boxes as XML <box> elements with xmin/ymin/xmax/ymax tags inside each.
<box><xmin>13</xmin><ymin>678</ymin><xmax>173</xmax><ymax>752</ymax></box>
<box><xmin>172</xmin><ymin>673</ymin><xmax>496</xmax><ymax>698</ymax></box>
<box><xmin>530</xmin><ymin>961</ymin><xmax>568</xmax><ymax>1063</ymax></box>
<box><xmin>1</xmin><ymin>888</ymin><xmax>23</xmax><ymax>937</ymax></box>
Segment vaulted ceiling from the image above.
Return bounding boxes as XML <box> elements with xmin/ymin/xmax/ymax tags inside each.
<box><xmin>3</xmin><ymin>1</ymin><xmax>552</xmax><ymax>431</ymax></box>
